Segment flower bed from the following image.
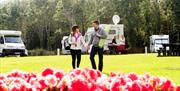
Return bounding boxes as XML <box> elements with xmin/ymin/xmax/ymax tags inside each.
<box><xmin>0</xmin><ymin>68</ymin><xmax>179</xmax><ymax>91</ymax></box>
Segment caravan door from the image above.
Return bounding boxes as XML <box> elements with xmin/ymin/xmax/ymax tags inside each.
<box><xmin>0</xmin><ymin>36</ymin><xmax>5</xmax><ymax>54</ymax></box>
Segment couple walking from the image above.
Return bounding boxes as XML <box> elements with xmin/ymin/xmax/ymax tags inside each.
<box><xmin>68</xmin><ymin>20</ymin><xmax>107</xmax><ymax>72</ymax></box>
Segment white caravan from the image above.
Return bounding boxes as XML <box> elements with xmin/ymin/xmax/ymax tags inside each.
<box><xmin>150</xmin><ymin>35</ymin><xmax>169</xmax><ymax>52</ymax></box>
<box><xmin>61</xmin><ymin>36</ymin><xmax>70</xmax><ymax>54</ymax></box>
<box><xmin>84</xmin><ymin>24</ymin><xmax>126</xmax><ymax>53</ymax></box>
<box><xmin>0</xmin><ymin>30</ymin><xmax>28</xmax><ymax>57</ymax></box>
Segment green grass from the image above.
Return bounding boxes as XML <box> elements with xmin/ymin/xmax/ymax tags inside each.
<box><xmin>0</xmin><ymin>54</ymin><xmax>180</xmax><ymax>84</ymax></box>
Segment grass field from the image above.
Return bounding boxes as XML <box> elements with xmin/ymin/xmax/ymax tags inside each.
<box><xmin>0</xmin><ymin>54</ymin><xmax>180</xmax><ymax>84</ymax></box>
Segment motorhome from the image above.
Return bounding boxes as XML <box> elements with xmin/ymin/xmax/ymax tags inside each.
<box><xmin>0</xmin><ymin>30</ymin><xmax>28</xmax><ymax>57</ymax></box>
<box><xmin>61</xmin><ymin>36</ymin><xmax>70</xmax><ymax>54</ymax></box>
<box><xmin>150</xmin><ymin>35</ymin><xmax>169</xmax><ymax>52</ymax></box>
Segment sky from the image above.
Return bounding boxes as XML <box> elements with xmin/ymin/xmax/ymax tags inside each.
<box><xmin>0</xmin><ymin>0</ymin><xmax>5</xmax><ymax>3</ymax></box>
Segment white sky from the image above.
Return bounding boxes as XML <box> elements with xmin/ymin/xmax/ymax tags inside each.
<box><xmin>0</xmin><ymin>0</ymin><xmax>11</xmax><ymax>4</ymax></box>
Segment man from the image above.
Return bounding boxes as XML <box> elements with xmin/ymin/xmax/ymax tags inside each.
<box><xmin>88</xmin><ymin>20</ymin><xmax>107</xmax><ymax>72</ymax></box>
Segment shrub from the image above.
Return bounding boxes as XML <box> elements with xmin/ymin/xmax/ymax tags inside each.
<box><xmin>28</xmin><ymin>49</ymin><xmax>55</xmax><ymax>56</ymax></box>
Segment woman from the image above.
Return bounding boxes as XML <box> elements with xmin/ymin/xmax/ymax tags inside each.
<box><xmin>68</xmin><ymin>25</ymin><xmax>86</xmax><ymax>69</ymax></box>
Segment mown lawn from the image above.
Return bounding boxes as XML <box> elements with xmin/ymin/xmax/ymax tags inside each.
<box><xmin>0</xmin><ymin>54</ymin><xmax>180</xmax><ymax>84</ymax></box>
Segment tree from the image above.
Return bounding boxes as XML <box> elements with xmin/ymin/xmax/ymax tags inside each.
<box><xmin>0</xmin><ymin>0</ymin><xmax>178</xmax><ymax>53</ymax></box>
<box><xmin>171</xmin><ymin>0</ymin><xmax>180</xmax><ymax>43</ymax></box>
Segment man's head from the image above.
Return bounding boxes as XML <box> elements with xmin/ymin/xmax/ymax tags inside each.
<box><xmin>92</xmin><ymin>20</ymin><xmax>100</xmax><ymax>30</ymax></box>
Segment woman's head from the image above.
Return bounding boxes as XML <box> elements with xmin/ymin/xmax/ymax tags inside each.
<box><xmin>72</xmin><ymin>25</ymin><xmax>80</xmax><ymax>34</ymax></box>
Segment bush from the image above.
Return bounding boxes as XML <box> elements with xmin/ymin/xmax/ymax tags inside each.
<box><xmin>128</xmin><ymin>47</ymin><xmax>145</xmax><ymax>53</ymax></box>
<box><xmin>28</xmin><ymin>49</ymin><xmax>56</xmax><ymax>56</ymax></box>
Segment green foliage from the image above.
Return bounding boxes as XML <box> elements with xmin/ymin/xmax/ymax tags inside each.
<box><xmin>28</xmin><ymin>48</ymin><xmax>55</xmax><ymax>56</ymax></box>
<box><xmin>171</xmin><ymin>0</ymin><xmax>180</xmax><ymax>43</ymax></box>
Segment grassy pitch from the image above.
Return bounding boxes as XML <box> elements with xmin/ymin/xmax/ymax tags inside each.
<box><xmin>0</xmin><ymin>54</ymin><xmax>180</xmax><ymax>84</ymax></box>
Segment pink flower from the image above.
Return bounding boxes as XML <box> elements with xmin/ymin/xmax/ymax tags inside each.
<box><xmin>57</xmin><ymin>81</ymin><xmax>68</xmax><ymax>91</ymax></box>
<box><xmin>7</xmin><ymin>70</ymin><xmax>24</xmax><ymax>78</ymax></box>
<box><xmin>141</xmin><ymin>83</ymin><xmax>154</xmax><ymax>91</ymax></box>
<box><xmin>176</xmin><ymin>86</ymin><xmax>180</xmax><ymax>91</ymax></box>
<box><xmin>42</xmin><ymin>68</ymin><xmax>54</xmax><ymax>77</ymax></box>
<box><xmin>19</xmin><ymin>84</ymin><xmax>32</xmax><ymax>91</ymax></box>
<box><xmin>10</xmin><ymin>87</ymin><xmax>19</xmax><ymax>91</ymax></box>
<box><xmin>96</xmin><ymin>70</ymin><xmax>102</xmax><ymax>77</ymax></box>
<box><xmin>111</xmin><ymin>81</ymin><xmax>121</xmax><ymax>91</ymax></box>
<box><xmin>0</xmin><ymin>75</ymin><xmax>5</xmax><ymax>80</ymax></box>
<box><xmin>88</xmin><ymin>69</ymin><xmax>101</xmax><ymax>81</ymax></box>
<box><xmin>144</xmin><ymin>73</ymin><xmax>150</xmax><ymax>80</ymax></box>
<box><xmin>128</xmin><ymin>73</ymin><xmax>138</xmax><ymax>81</ymax></box>
<box><xmin>70</xmin><ymin>79</ymin><xmax>89</xmax><ymax>91</ymax></box>
<box><xmin>73</xmin><ymin>68</ymin><xmax>82</xmax><ymax>75</ymax></box>
<box><xmin>131</xmin><ymin>81</ymin><xmax>142</xmax><ymax>91</ymax></box>
<box><xmin>24</xmin><ymin>73</ymin><xmax>37</xmax><ymax>83</ymax></box>
<box><xmin>90</xmin><ymin>83</ymin><xmax>108</xmax><ymax>91</ymax></box>
<box><xmin>38</xmin><ymin>79</ymin><xmax>48</xmax><ymax>89</ymax></box>
<box><xmin>55</xmin><ymin>71</ymin><xmax>64</xmax><ymax>80</ymax></box>
<box><xmin>110</xmin><ymin>72</ymin><xmax>117</xmax><ymax>77</ymax></box>
<box><xmin>161</xmin><ymin>79</ymin><xmax>172</xmax><ymax>90</ymax></box>
<box><xmin>0</xmin><ymin>68</ymin><xmax>179</xmax><ymax>91</ymax></box>
<box><xmin>89</xmin><ymin>83</ymin><xmax>98</xmax><ymax>91</ymax></box>
<box><xmin>45</xmin><ymin>75</ymin><xmax>57</xmax><ymax>87</ymax></box>
<box><xmin>0</xmin><ymin>85</ymin><xmax>7</xmax><ymax>91</ymax></box>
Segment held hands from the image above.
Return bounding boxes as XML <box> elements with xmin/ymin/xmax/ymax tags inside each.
<box><xmin>86</xmin><ymin>44</ymin><xmax>90</xmax><ymax>50</ymax></box>
<box><xmin>84</xmin><ymin>43</ymin><xmax>91</xmax><ymax>53</ymax></box>
<box><xmin>87</xmin><ymin>45</ymin><xmax>92</xmax><ymax>53</ymax></box>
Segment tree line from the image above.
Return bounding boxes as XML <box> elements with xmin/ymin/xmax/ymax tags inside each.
<box><xmin>0</xmin><ymin>0</ymin><xmax>179</xmax><ymax>52</ymax></box>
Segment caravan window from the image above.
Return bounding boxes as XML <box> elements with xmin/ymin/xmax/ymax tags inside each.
<box><xmin>109</xmin><ymin>30</ymin><xmax>116</xmax><ymax>34</ymax></box>
<box><xmin>4</xmin><ymin>35</ymin><xmax>22</xmax><ymax>43</ymax></box>
<box><xmin>162</xmin><ymin>39</ymin><xmax>168</xmax><ymax>43</ymax></box>
<box><xmin>155</xmin><ymin>39</ymin><xmax>168</xmax><ymax>45</ymax></box>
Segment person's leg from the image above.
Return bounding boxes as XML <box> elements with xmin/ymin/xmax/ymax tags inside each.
<box><xmin>112</xmin><ymin>46</ymin><xmax>116</xmax><ymax>54</ymax></box>
<box><xmin>90</xmin><ymin>46</ymin><xmax>98</xmax><ymax>70</ymax></box>
<box><xmin>76</xmin><ymin>50</ymin><xmax>81</xmax><ymax>68</ymax></box>
<box><xmin>70</xmin><ymin>49</ymin><xmax>76</xmax><ymax>69</ymax></box>
<box><xmin>98</xmin><ymin>47</ymin><xmax>104</xmax><ymax>72</ymax></box>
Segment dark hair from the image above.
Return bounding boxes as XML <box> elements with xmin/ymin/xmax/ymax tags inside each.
<box><xmin>71</xmin><ymin>25</ymin><xmax>79</xmax><ymax>35</ymax></box>
<box><xmin>92</xmin><ymin>20</ymin><xmax>100</xmax><ymax>25</ymax></box>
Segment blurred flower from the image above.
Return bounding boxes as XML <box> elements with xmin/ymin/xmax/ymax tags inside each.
<box><xmin>128</xmin><ymin>73</ymin><xmax>138</xmax><ymax>81</ymax></box>
<box><xmin>42</xmin><ymin>68</ymin><xmax>54</xmax><ymax>77</ymax></box>
<box><xmin>45</xmin><ymin>75</ymin><xmax>57</xmax><ymax>87</ymax></box>
<box><xmin>0</xmin><ymin>68</ymin><xmax>179</xmax><ymax>91</ymax></box>
<box><xmin>54</xmin><ymin>70</ymin><xmax>64</xmax><ymax>80</ymax></box>
<box><xmin>176</xmin><ymin>86</ymin><xmax>180</xmax><ymax>91</ymax></box>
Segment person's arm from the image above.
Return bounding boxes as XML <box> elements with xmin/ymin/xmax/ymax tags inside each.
<box><xmin>88</xmin><ymin>33</ymin><xmax>93</xmax><ymax>46</ymax></box>
<box><xmin>96</xmin><ymin>29</ymin><xmax>107</xmax><ymax>39</ymax></box>
<box><xmin>80</xmin><ymin>36</ymin><xmax>87</xmax><ymax>47</ymax></box>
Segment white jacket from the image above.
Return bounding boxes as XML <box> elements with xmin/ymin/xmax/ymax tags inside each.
<box><xmin>68</xmin><ymin>33</ymin><xmax>86</xmax><ymax>50</ymax></box>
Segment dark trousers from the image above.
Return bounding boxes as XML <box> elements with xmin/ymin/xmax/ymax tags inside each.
<box><xmin>90</xmin><ymin>46</ymin><xmax>104</xmax><ymax>71</ymax></box>
<box><xmin>70</xmin><ymin>49</ymin><xmax>81</xmax><ymax>69</ymax></box>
